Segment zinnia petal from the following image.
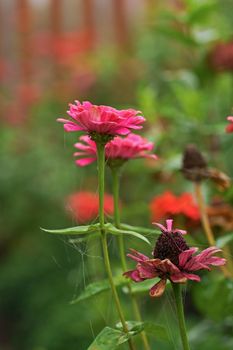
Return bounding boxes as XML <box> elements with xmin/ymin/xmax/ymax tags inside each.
<box><xmin>149</xmin><ymin>279</ymin><xmax>167</xmax><ymax>297</ymax></box>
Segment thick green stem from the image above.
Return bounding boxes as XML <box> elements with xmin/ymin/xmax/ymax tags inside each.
<box><xmin>111</xmin><ymin>167</ymin><xmax>151</xmax><ymax>350</ymax></box>
<box><xmin>172</xmin><ymin>283</ymin><xmax>190</xmax><ymax>350</ymax></box>
<box><xmin>96</xmin><ymin>143</ymin><xmax>135</xmax><ymax>350</ymax></box>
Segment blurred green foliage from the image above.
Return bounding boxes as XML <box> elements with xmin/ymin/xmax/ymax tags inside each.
<box><xmin>0</xmin><ymin>0</ymin><xmax>233</xmax><ymax>349</ymax></box>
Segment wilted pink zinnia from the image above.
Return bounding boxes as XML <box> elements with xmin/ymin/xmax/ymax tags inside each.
<box><xmin>124</xmin><ymin>219</ymin><xmax>226</xmax><ymax>297</ymax></box>
<box><xmin>226</xmin><ymin>116</ymin><xmax>233</xmax><ymax>133</ymax></box>
<box><xmin>74</xmin><ymin>133</ymin><xmax>157</xmax><ymax>167</ymax></box>
<box><xmin>57</xmin><ymin>101</ymin><xmax>145</xmax><ymax>136</ymax></box>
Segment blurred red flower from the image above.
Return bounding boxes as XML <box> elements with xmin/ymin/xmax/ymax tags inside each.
<box><xmin>226</xmin><ymin>116</ymin><xmax>233</xmax><ymax>133</ymax></box>
<box><xmin>208</xmin><ymin>41</ymin><xmax>233</xmax><ymax>71</ymax></box>
<box><xmin>150</xmin><ymin>191</ymin><xmax>200</xmax><ymax>222</ymax></box>
<box><xmin>65</xmin><ymin>191</ymin><xmax>114</xmax><ymax>224</ymax></box>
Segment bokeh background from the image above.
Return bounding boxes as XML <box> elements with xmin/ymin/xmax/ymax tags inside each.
<box><xmin>1</xmin><ymin>0</ymin><xmax>233</xmax><ymax>349</ymax></box>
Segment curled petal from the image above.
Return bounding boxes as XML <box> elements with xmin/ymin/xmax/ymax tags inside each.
<box><xmin>179</xmin><ymin>247</ymin><xmax>199</xmax><ymax>267</ymax></box>
<box><xmin>127</xmin><ymin>249</ymin><xmax>149</xmax><ymax>263</ymax></box>
<box><xmin>150</xmin><ymin>279</ymin><xmax>167</xmax><ymax>297</ymax></box>
<box><xmin>182</xmin><ymin>272</ymin><xmax>201</xmax><ymax>282</ymax></box>
<box><xmin>152</xmin><ymin>222</ymin><xmax>166</xmax><ymax>232</ymax></box>
<box><xmin>123</xmin><ymin>269</ymin><xmax>145</xmax><ymax>282</ymax></box>
<box><xmin>157</xmin><ymin>259</ymin><xmax>181</xmax><ymax>275</ymax></box>
<box><xmin>170</xmin><ymin>273</ymin><xmax>187</xmax><ymax>283</ymax></box>
<box><xmin>173</xmin><ymin>229</ymin><xmax>187</xmax><ymax>235</ymax></box>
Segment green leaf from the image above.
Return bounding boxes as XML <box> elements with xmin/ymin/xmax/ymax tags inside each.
<box><xmin>41</xmin><ymin>223</ymin><xmax>100</xmax><ymax>235</ymax></box>
<box><xmin>216</xmin><ymin>233</ymin><xmax>233</xmax><ymax>248</ymax></box>
<box><xmin>121</xmin><ymin>223</ymin><xmax>160</xmax><ymax>236</ymax></box>
<box><xmin>71</xmin><ymin>276</ymin><xmax>128</xmax><ymax>304</ymax></box>
<box><xmin>87</xmin><ymin>327</ymin><xmax>129</xmax><ymax>350</ymax></box>
<box><xmin>116</xmin><ymin>321</ymin><xmax>169</xmax><ymax>341</ymax></box>
<box><xmin>105</xmin><ymin>224</ymin><xmax>151</xmax><ymax>245</ymax></box>
<box><xmin>68</xmin><ymin>232</ymin><xmax>100</xmax><ymax>244</ymax></box>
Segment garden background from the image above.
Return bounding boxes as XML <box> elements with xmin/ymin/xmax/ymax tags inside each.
<box><xmin>0</xmin><ymin>0</ymin><xmax>233</xmax><ymax>349</ymax></box>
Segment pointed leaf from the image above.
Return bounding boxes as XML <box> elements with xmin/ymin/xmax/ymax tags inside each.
<box><xmin>216</xmin><ymin>233</ymin><xmax>233</xmax><ymax>248</ymax></box>
<box><xmin>71</xmin><ymin>276</ymin><xmax>128</xmax><ymax>304</ymax></box>
<box><xmin>41</xmin><ymin>223</ymin><xmax>100</xmax><ymax>235</ymax></box>
<box><xmin>121</xmin><ymin>223</ymin><xmax>160</xmax><ymax>235</ymax></box>
<box><xmin>116</xmin><ymin>321</ymin><xmax>169</xmax><ymax>341</ymax></box>
<box><xmin>105</xmin><ymin>224</ymin><xmax>151</xmax><ymax>245</ymax></box>
<box><xmin>69</xmin><ymin>232</ymin><xmax>100</xmax><ymax>244</ymax></box>
<box><xmin>87</xmin><ymin>327</ymin><xmax>129</xmax><ymax>350</ymax></box>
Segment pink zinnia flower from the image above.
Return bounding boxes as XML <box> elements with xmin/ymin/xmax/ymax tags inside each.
<box><xmin>57</xmin><ymin>101</ymin><xmax>145</xmax><ymax>136</ymax></box>
<box><xmin>74</xmin><ymin>134</ymin><xmax>157</xmax><ymax>167</ymax></box>
<box><xmin>66</xmin><ymin>191</ymin><xmax>114</xmax><ymax>224</ymax></box>
<box><xmin>226</xmin><ymin>116</ymin><xmax>233</xmax><ymax>133</ymax></box>
<box><xmin>124</xmin><ymin>219</ymin><xmax>226</xmax><ymax>297</ymax></box>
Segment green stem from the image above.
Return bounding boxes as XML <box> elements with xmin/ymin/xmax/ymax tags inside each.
<box><xmin>96</xmin><ymin>143</ymin><xmax>135</xmax><ymax>350</ymax></box>
<box><xmin>172</xmin><ymin>283</ymin><xmax>190</xmax><ymax>350</ymax></box>
<box><xmin>111</xmin><ymin>167</ymin><xmax>151</xmax><ymax>350</ymax></box>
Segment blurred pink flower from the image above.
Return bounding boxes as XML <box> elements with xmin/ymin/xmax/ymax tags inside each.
<box><xmin>226</xmin><ymin>116</ymin><xmax>233</xmax><ymax>133</ymax></box>
<box><xmin>74</xmin><ymin>134</ymin><xmax>157</xmax><ymax>167</ymax></box>
<box><xmin>124</xmin><ymin>219</ymin><xmax>226</xmax><ymax>297</ymax></box>
<box><xmin>57</xmin><ymin>101</ymin><xmax>145</xmax><ymax>136</ymax></box>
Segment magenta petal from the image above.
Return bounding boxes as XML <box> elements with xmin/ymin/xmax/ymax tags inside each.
<box><xmin>182</xmin><ymin>272</ymin><xmax>201</xmax><ymax>282</ymax></box>
<box><xmin>179</xmin><ymin>248</ymin><xmax>198</xmax><ymax>267</ymax></box>
<box><xmin>170</xmin><ymin>273</ymin><xmax>187</xmax><ymax>283</ymax></box>
<box><xmin>115</xmin><ymin>127</ymin><xmax>131</xmax><ymax>135</ymax></box>
<box><xmin>152</xmin><ymin>222</ymin><xmax>166</xmax><ymax>231</ymax></box>
<box><xmin>64</xmin><ymin>123</ymin><xmax>84</xmax><ymax>132</ymax></box>
<box><xmin>127</xmin><ymin>249</ymin><xmax>149</xmax><ymax>262</ymax></box>
<box><xmin>75</xmin><ymin>158</ymin><xmax>96</xmax><ymax>166</ymax></box>
<box><xmin>123</xmin><ymin>269</ymin><xmax>144</xmax><ymax>282</ymax></box>
<box><xmin>149</xmin><ymin>279</ymin><xmax>167</xmax><ymax>297</ymax></box>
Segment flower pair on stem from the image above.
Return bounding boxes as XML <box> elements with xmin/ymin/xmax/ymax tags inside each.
<box><xmin>58</xmin><ymin>101</ymin><xmax>227</xmax><ymax>350</ymax></box>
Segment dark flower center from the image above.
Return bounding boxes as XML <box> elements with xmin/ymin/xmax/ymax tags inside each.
<box><xmin>153</xmin><ymin>231</ymin><xmax>189</xmax><ymax>266</ymax></box>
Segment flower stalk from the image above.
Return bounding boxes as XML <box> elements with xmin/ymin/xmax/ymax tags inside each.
<box><xmin>111</xmin><ymin>166</ymin><xmax>151</xmax><ymax>350</ymax></box>
<box><xmin>96</xmin><ymin>142</ymin><xmax>135</xmax><ymax>350</ymax></box>
<box><xmin>172</xmin><ymin>283</ymin><xmax>190</xmax><ymax>350</ymax></box>
<box><xmin>194</xmin><ymin>182</ymin><xmax>232</xmax><ymax>278</ymax></box>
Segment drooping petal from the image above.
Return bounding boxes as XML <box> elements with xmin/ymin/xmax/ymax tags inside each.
<box><xmin>179</xmin><ymin>247</ymin><xmax>199</xmax><ymax>267</ymax></box>
<box><xmin>152</xmin><ymin>222</ymin><xmax>166</xmax><ymax>232</ymax></box>
<box><xmin>170</xmin><ymin>273</ymin><xmax>187</xmax><ymax>283</ymax></box>
<box><xmin>182</xmin><ymin>272</ymin><xmax>201</xmax><ymax>282</ymax></box>
<box><xmin>157</xmin><ymin>259</ymin><xmax>181</xmax><ymax>275</ymax></box>
<box><xmin>75</xmin><ymin>158</ymin><xmax>96</xmax><ymax>166</ymax></box>
<box><xmin>123</xmin><ymin>269</ymin><xmax>145</xmax><ymax>282</ymax></box>
<box><xmin>127</xmin><ymin>249</ymin><xmax>149</xmax><ymax>263</ymax></box>
<box><xmin>149</xmin><ymin>279</ymin><xmax>167</xmax><ymax>297</ymax></box>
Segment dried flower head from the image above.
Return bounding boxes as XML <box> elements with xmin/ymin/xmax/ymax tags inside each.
<box><xmin>124</xmin><ymin>219</ymin><xmax>226</xmax><ymax>297</ymax></box>
<box><xmin>182</xmin><ymin>144</ymin><xmax>231</xmax><ymax>189</ymax></box>
<box><xmin>182</xmin><ymin>144</ymin><xmax>207</xmax><ymax>182</ymax></box>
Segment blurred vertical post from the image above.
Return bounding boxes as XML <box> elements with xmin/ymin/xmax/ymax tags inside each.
<box><xmin>113</xmin><ymin>0</ymin><xmax>128</xmax><ymax>49</ymax></box>
<box><xmin>50</xmin><ymin>0</ymin><xmax>62</xmax><ymax>84</ymax></box>
<box><xmin>17</xmin><ymin>0</ymin><xmax>32</xmax><ymax>84</ymax></box>
<box><xmin>82</xmin><ymin>0</ymin><xmax>95</xmax><ymax>50</ymax></box>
